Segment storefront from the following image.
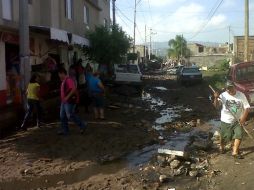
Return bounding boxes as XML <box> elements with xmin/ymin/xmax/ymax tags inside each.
<box><xmin>0</xmin><ymin>31</ymin><xmax>35</xmax><ymax>106</ymax></box>
<box><xmin>0</xmin><ymin>27</ymin><xmax>89</xmax><ymax>106</ymax></box>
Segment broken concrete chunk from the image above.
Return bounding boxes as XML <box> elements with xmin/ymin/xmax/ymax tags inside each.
<box><xmin>166</xmin><ymin>155</ymin><xmax>176</xmax><ymax>164</ymax></box>
<box><xmin>158</xmin><ymin>148</ymin><xmax>188</xmax><ymax>158</ymax></box>
<box><xmin>159</xmin><ymin>175</ymin><xmax>168</xmax><ymax>183</ymax></box>
<box><xmin>157</xmin><ymin>155</ymin><xmax>166</xmax><ymax>165</ymax></box>
<box><xmin>190</xmin><ymin>164</ymin><xmax>197</xmax><ymax>170</ymax></box>
<box><xmin>189</xmin><ymin>170</ymin><xmax>198</xmax><ymax>177</ymax></box>
<box><xmin>173</xmin><ymin>166</ymin><xmax>185</xmax><ymax>176</ymax></box>
<box><xmin>196</xmin><ymin>160</ymin><xmax>209</xmax><ymax>169</ymax></box>
<box><xmin>170</xmin><ymin>160</ymin><xmax>181</xmax><ymax>169</ymax></box>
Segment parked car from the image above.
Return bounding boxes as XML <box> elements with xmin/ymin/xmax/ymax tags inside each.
<box><xmin>177</xmin><ymin>66</ymin><xmax>202</xmax><ymax>85</ymax></box>
<box><xmin>167</xmin><ymin>65</ymin><xmax>184</xmax><ymax>75</ymax></box>
<box><xmin>113</xmin><ymin>64</ymin><xmax>143</xmax><ymax>86</ymax></box>
<box><xmin>227</xmin><ymin>61</ymin><xmax>254</xmax><ymax>109</ymax></box>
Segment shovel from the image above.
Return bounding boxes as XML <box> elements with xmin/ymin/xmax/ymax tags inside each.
<box><xmin>209</xmin><ymin>85</ymin><xmax>254</xmax><ymax>140</ymax></box>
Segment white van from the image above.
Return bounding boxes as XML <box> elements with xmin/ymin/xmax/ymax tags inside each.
<box><xmin>113</xmin><ymin>64</ymin><xmax>143</xmax><ymax>86</ymax></box>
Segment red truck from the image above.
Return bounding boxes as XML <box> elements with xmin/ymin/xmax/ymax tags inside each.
<box><xmin>227</xmin><ymin>61</ymin><xmax>254</xmax><ymax>109</ymax></box>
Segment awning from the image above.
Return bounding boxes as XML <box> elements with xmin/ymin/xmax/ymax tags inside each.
<box><xmin>30</xmin><ymin>26</ymin><xmax>90</xmax><ymax>47</ymax></box>
<box><xmin>50</xmin><ymin>28</ymin><xmax>69</xmax><ymax>43</ymax></box>
<box><xmin>72</xmin><ymin>34</ymin><xmax>90</xmax><ymax>47</ymax></box>
<box><xmin>50</xmin><ymin>28</ymin><xmax>89</xmax><ymax>47</ymax></box>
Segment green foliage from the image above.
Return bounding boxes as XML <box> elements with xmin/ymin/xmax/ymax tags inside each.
<box><xmin>127</xmin><ymin>53</ymin><xmax>138</xmax><ymax>61</ymax></box>
<box><xmin>84</xmin><ymin>25</ymin><xmax>131</xmax><ymax>65</ymax></box>
<box><xmin>168</xmin><ymin>35</ymin><xmax>190</xmax><ymax>60</ymax></box>
<box><xmin>203</xmin><ymin>70</ymin><xmax>227</xmax><ymax>90</ymax></box>
<box><xmin>219</xmin><ymin>59</ymin><xmax>230</xmax><ymax>71</ymax></box>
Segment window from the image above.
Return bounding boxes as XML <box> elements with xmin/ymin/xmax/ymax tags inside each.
<box><xmin>116</xmin><ymin>65</ymin><xmax>139</xmax><ymax>74</ymax></box>
<box><xmin>65</xmin><ymin>0</ymin><xmax>73</xmax><ymax>20</ymax></box>
<box><xmin>198</xmin><ymin>46</ymin><xmax>204</xmax><ymax>53</ymax></box>
<box><xmin>2</xmin><ymin>0</ymin><xmax>12</xmax><ymax>20</ymax></box>
<box><xmin>84</xmin><ymin>5</ymin><xmax>89</xmax><ymax>24</ymax></box>
<box><xmin>236</xmin><ymin>65</ymin><xmax>254</xmax><ymax>81</ymax></box>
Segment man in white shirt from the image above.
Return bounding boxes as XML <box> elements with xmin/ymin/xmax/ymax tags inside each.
<box><xmin>213</xmin><ymin>81</ymin><xmax>250</xmax><ymax>159</ymax></box>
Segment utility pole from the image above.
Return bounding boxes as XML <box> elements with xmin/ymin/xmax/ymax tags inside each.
<box><xmin>149</xmin><ymin>28</ymin><xmax>152</xmax><ymax>60</ymax></box>
<box><xmin>19</xmin><ymin>0</ymin><xmax>30</xmax><ymax>108</ymax></box>
<box><xmin>244</xmin><ymin>0</ymin><xmax>249</xmax><ymax>61</ymax></box>
<box><xmin>133</xmin><ymin>0</ymin><xmax>137</xmax><ymax>53</ymax></box>
<box><xmin>144</xmin><ymin>25</ymin><xmax>146</xmax><ymax>59</ymax></box>
<box><xmin>228</xmin><ymin>25</ymin><xmax>231</xmax><ymax>53</ymax></box>
<box><xmin>181</xmin><ymin>34</ymin><xmax>183</xmax><ymax>61</ymax></box>
<box><xmin>112</xmin><ymin>0</ymin><xmax>116</xmax><ymax>26</ymax></box>
<box><xmin>149</xmin><ymin>28</ymin><xmax>156</xmax><ymax>60</ymax></box>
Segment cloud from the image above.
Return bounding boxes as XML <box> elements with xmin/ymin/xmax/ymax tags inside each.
<box><xmin>153</xmin><ymin>3</ymin><xmax>205</xmax><ymax>33</ymax></box>
<box><xmin>222</xmin><ymin>0</ymin><xmax>237</xmax><ymax>8</ymax></box>
<box><xmin>208</xmin><ymin>14</ymin><xmax>226</xmax><ymax>27</ymax></box>
<box><xmin>116</xmin><ymin>1</ymin><xmax>231</xmax><ymax>43</ymax></box>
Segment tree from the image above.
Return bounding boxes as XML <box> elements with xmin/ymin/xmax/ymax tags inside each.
<box><xmin>84</xmin><ymin>25</ymin><xmax>131</xmax><ymax>66</ymax></box>
<box><xmin>168</xmin><ymin>35</ymin><xmax>190</xmax><ymax>61</ymax></box>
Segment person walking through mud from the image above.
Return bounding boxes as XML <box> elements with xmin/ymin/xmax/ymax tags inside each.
<box><xmin>88</xmin><ymin>72</ymin><xmax>105</xmax><ymax>120</ymax></box>
<box><xmin>19</xmin><ymin>74</ymin><xmax>42</xmax><ymax>131</ymax></box>
<box><xmin>58</xmin><ymin>68</ymin><xmax>87</xmax><ymax>135</ymax></box>
<box><xmin>213</xmin><ymin>80</ymin><xmax>250</xmax><ymax>159</ymax></box>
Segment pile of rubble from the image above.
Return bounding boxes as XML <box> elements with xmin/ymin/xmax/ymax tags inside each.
<box><xmin>156</xmin><ymin>153</ymin><xmax>210</xmax><ymax>183</ymax></box>
<box><xmin>154</xmin><ymin>129</ymin><xmax>218</xmax><ymax>184</ymax></box>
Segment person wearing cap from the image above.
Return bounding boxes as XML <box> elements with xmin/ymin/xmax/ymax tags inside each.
<box><xmin>213</xmin><ymin>80</ymin><xmax>250</xmax><ymax>159</ymax></box>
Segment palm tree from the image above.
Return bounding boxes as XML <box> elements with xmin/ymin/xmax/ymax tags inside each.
<box><xmin>168</xmin><ymin>35</ymin><xmax>190</xmax><ymax>61</ymax></box>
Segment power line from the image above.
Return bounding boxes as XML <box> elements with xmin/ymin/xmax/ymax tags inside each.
<box><xmin>188</xmin><ymin>0</ymin><xmax>225</xmax><ymax>40</ymax></box>
<box><xmin>136</xmin><ymin>25</ymin><xmax>145</xmax><ymax>43</ymax></box>
<box><xmin>116</xmin><ymin>12</ymin><xmax>132</xmax><ymax>30</ymax></box>
<box><xmin>115</xmin><ymin>6</ymin><xmax>133</xmax><ymax>23</ymax></box>
<box><xmin>147</xmin><ymin>0</ymin><xmax>154</xmax><ymax>26</ymax></box>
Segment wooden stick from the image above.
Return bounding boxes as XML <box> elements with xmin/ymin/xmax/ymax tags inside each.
<box><xmin>208</xmin><ymin>85</ymin><xmax>216</xmax><ymax>93</ymax></box>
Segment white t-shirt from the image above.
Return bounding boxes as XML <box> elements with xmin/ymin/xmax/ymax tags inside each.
<box><xmin>219</xmin><ymin>91</ymin><xmax>250</xmax><ymax>124</ymax></box>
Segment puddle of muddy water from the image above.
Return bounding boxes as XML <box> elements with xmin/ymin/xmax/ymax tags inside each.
<box><xmin>125</xmin><ymin>92</ymin><xmax>220</xmax><ymax>184</ymax></box>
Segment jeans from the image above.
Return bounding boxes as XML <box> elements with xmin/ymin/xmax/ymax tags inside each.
<box><xmin>60</xmin><ymin>103</ymin><xmax>86</xmax><ymax>134</ymax></box>
<box><xmin>21</xmin><ymin>99</ymin><xmax>42</xmax><ymax>127</ymax></box>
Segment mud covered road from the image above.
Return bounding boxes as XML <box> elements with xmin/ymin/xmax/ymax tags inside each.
<box><xmin>0</xmin><ymin>73</ymin><xmax>254</xmax><ymax>190</ymax></box>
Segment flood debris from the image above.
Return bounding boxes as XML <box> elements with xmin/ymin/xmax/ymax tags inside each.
<box><xmin>158</xmin><ymin>149</ymin><xmax>187</xmax><ymax>158</ymax></box>
<box><xmin>159</xmin><ymin>174</ymin><xmax>168</xmax><ymax>183</ymax></box>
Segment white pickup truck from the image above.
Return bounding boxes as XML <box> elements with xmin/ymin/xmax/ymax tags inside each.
<box><xmin>113</xmin><ymin>64</ymin><xmax>143</xmax><ymax>86</ymax></box>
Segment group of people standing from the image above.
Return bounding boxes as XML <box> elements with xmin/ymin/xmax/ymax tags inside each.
<box><xmin>18</xmin><ymin>61</ymin><xmax>106</xmax><ymax>136</ymax></box>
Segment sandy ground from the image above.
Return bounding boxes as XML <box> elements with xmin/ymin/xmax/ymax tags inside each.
<box><xmin>0</xmin><ymin>73</ymin><xmax>253</xmax><ymax>190</ymax></box>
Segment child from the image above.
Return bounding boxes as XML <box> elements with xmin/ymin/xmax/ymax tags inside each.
<box><xmin>19</xmin><ymin>74</ymin><xmax>42</xmax><ymax>130</ymax></box>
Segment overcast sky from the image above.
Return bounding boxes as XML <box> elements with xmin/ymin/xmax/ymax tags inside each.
<box><xmin>114</xmin><ymin>0</ymin><xmax>254</xmax><ymax>44</ymax></box>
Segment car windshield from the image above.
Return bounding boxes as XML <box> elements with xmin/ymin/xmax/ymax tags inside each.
<box><xmin>182</xmin><ymin>68</ymin><xmax>200</xmax><ymax>73</ymax></box>
<box><xmin>116</xmin><ymin>65</ymin><xmax>139</xmax><ymax>73</ymax></box>
<box><xmin>236</xmin><ymin>65</ymin><xmax>254</xmax><ymax>82</ymax></box>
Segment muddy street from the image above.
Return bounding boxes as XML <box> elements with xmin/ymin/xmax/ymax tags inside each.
<box><xmin>0</xmin><ymin>73</ymin><xmax>253</xmax><ymax>190</ymax></box>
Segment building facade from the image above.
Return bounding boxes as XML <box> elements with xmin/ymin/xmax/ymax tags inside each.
<box><xmin>234</xmin><ymin>36</ymin><xmax>254</xmax><ymax>62</ymax></box>
<box><xmin>0</xmin><ymin>0</ymin><xmax>110</xmax><ymax>106</ymax></box>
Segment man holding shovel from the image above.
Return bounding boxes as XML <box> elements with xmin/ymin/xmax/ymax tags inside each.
<box><xmin>213</xmin><ymin>81</ymin><xmax>250</xmax><ymax>159</ymax></box>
